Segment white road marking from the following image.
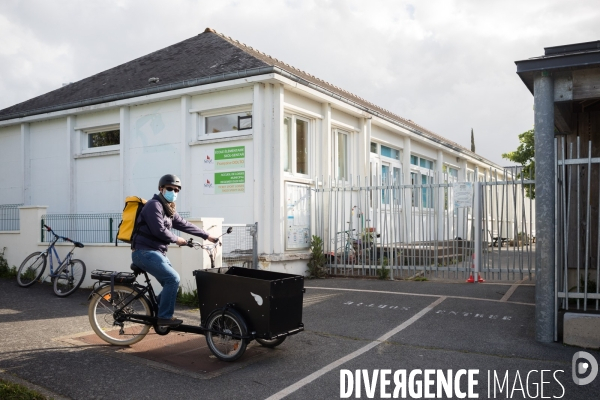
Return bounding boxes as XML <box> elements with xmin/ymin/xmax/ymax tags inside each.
<box><xmin>305</xmin><ymin>286</ymin><xmax>534</xmax><ymax>306</ymax></box>
<box><xmin>500</xmin><ymin>279</ymin><xmax>527</xmax><ymax>302</ymax></box>
<box><xmin>303</xmin><ymin>293</ymin><xmax>338</xmax><ymax>307</ymax></box>
<box><xmin>264</xmin><ymin>296</ymin><xmax>447</xmax><ymax>400</ymax></box>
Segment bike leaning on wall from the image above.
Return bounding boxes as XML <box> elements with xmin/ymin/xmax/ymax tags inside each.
<box><xmin>16</xmin><ymin>224</ymin><xmax>86</xmax><ymax>297</ymax></box>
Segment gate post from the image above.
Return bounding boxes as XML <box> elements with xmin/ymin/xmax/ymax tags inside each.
<box><xmin>252</xmin><ymin>222</ymin><xmax>258</xmax><ymax>269</ymax></box>
<box><xmin>474</xmin><ymin>182</ymin><xmax>482</xmax><ymax>282</ymax></box>
<box><xmin>533</xmin><ymin>71</ymin><xmax>555</xmax><ymax>343</ymax></box>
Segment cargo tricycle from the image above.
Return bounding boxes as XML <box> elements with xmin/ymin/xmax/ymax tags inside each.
<box><xmin>87</xmin><ymin>232</ymin><xmax>304</xmax><ymax>361</ymax></box>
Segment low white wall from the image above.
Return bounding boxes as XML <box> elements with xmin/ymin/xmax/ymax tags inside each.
<box><xmin>0</xmin><ymin>207</ymin><xmax>222</xmax><ymax>293</ymax></box>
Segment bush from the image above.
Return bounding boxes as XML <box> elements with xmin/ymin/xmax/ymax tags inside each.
<box><xmin>376</xmin><ymin>257</ymin><xmax>390</xmax><ymax>280</ymax></box>
<box><xmin>0</xmin><ymin>247</ymin><xmax>17</xmax><ymax>279</ymax></box>
<box><xmin>307</xmin><ymin>235</ymin><xmax>327</xmax><ymax>278</ymax></box>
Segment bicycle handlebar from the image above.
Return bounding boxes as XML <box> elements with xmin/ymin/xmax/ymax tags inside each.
<box><xmin>43</xmin><ymin>225</ymin><xmax>84</xmax><ymax>248</ymax></box>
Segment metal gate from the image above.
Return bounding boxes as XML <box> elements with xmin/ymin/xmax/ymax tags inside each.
<box><xmin>220</xmin><ymin>223</ymin><xmax>258</xmax><ymax>269</ymax></box>
<box><xmin>314</xmin><ymin>172</ymin><xmax>535</xmax><ymax>280</ymax></box>
<box><xmin>555</xmin><ymin>136</ymin><xmax>600</xmax><ymax>326</ymax></box>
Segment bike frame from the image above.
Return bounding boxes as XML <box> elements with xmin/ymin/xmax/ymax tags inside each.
<box><xmin>44</xmin><ymin>232</ymin><xmax>76</xmax><ymax>279</ymax></box>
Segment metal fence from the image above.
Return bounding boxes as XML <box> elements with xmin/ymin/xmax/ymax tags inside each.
<box><xmin>555</xmin><ymin>137</ymin><xmax>600</xmax><ymax>323</ymax></box>
<box><xmin>221</xmin><ymin>223</ymin><xmax>257</xmax><ymax>268</ymax></box>
<box><xmin>0</xmin><ymin>204</ymin><xmax>22</xmax><ymax>231</ymax></box>
<box><xmin>480</xmin><ymin>174</ymin><xmax>536</xmax><ymax>281</ymax></box>
<box><xmin>41</xmin><ymin>212</ymin><xmax>191</xmax><ymax>243</ymax></box>
<box><xmin>314</xmin><ymin>172</ymin><xmax>535</xmax><ymax>280</ymax></box>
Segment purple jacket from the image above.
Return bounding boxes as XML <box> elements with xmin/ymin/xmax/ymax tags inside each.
<box><xmin>132</xmin><ymin>194</ymin><xmax>209</xmax><ymax>254</ymax></box>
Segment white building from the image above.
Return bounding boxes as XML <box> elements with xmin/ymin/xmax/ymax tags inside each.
<box><xmin>0</xmin><ymin>28</ymin><xmax>509</xmax><ymax>275</ymax></box>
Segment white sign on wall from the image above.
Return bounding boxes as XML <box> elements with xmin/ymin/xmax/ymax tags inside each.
<box><xmin>452</xmin><ymin>182</ymin><xmax>473</xmax><ymax>208</ymax></box>
<box><xmin>286</xmin><ymin>182</ymin><xmax>311</xmax><ymax>250</ymax></box>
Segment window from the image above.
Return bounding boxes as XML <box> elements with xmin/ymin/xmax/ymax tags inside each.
<box><xmin>81</xmin><ymin>125</ymin><xmax>120</xmax><ymax>154</ymax></box>
<box><xmin>206</xmin><ymin>112</ymin><xmax>252</xmax><ymax>133</ymax></box>
<box><xmin>410</xmin><ymin>154</ymin><xmax>434</xmax><ymax>208</ymax></box>
<box><xmin>88</xmin><ymin>130</ymin><xmax>119</xmax><ymax>148</ymax></box>
<box><xmin>381</xmin><ymin>163</ymin><xmax>402</xmax><ymax>205</ymax></box>
<box><xmin>284</xmin><ymin>115</ymin><xmax>310</xmax><ymax>176</ymax></box>
<box><xmin>370</xmin><ymin>142</ymin><xmax>378</xmax><ymax>153</ymax></box>
<box><xmin>334</xmin><ymin>129</ymin><xmax>349</xmax><ymax>181</ymax></box>
<box><xmin>195</xmin><ymin>105</ymin><xmax>253</xmax><ymax>142</ymax></box>
<box><xmin>443</xmin><ymin>165</ymin><xmax>459</xmax><ymax>210</ymax></box>
<box><xmin>381</xmin><ymin>145</ymin><xmax>400</xmax><ymax>160</ymax></box>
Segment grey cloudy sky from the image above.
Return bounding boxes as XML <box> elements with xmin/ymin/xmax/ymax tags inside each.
<box><xmin>1</xmin><ymin>0</ymin><xmax>599</xmax><ymax>165</ymax></box>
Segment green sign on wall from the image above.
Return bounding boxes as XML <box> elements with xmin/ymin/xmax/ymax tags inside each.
<box><xmin>214</xmin><ymin>146</ymin><xmax>245</xmax><ymax>170</ymax></box>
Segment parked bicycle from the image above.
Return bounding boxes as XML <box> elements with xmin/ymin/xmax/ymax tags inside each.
<box><xmin>16</xmin><ymin>224</ymin><xmax>86</xmax><ymax>297</ymax></box>
<box><xmin>329</xmin><ymin>227</ymin><xmax>380</xmax><ymax>265</ymax></box>
<box><xmin>87</xmin><ymin>227</ymin><xmax>304</xmax><ymax>362</ymax></box>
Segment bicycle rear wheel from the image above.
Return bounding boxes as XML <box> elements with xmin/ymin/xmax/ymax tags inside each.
<box><xmin>205</xmin><ymin>309</ymin><xmax>248</xmax><ymax>361</ymax></box>
<box><xmin>53</xmin><ymin>259</ymin><xmax>86</xmax><ymax>297</ymax></box>
<box><xmin>17</xmin><ymin>252</ymin><xmax>47</xmax><ymax>287</ymax></box>
<box><xmin>88</xmin><ymin>285</ymin><xmax>151</xmax><ymax>346</ymax></box>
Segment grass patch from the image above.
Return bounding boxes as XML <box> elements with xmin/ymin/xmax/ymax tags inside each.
<box><xmin>413</xmin><ymin>276</ymin><xmax>428</xmax><ymax>281</ymax></box>
<box><xmin>176</xmin><ymin>286</ymin><xmax>199</xmax><ymax>308</ymax></box>
<box><xmin>0</xmin><ymin>247</ymin><xmax>18</xmax><ymax>279</ymax></box>
<box><xmin>0</xmin><ymin>378</ymin><xmax>47</xmax><ymax>400</ymax></box>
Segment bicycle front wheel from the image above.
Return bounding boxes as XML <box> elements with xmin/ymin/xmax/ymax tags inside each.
<box><xmin>88</xmin><ymin>285</ymin><xmax>151</xmax><ymax>346</ymax></box>
<box><xmin>205</xmin><ymin>309</ymin><xmax>248</xmax><ymax>361</ymax></box>
<box><xmin>53</xmin><ymin>259</ymin><xmax>86</xmax><ymax>297</ymax></box>
<box><xmin>17</xmin><ymin>252</ymin><xmax>47</xmax><ymax>287</ymax></box>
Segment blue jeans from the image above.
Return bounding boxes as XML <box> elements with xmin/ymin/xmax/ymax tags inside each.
<box><xmin>132</xmin><ymin>250</ymin><xmax>180</xmax><ymax>320</ymax></box>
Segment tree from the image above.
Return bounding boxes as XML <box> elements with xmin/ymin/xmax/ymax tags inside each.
<box><xmin>502</xmin><ymin>129</ymin><xmax>535</xmax><ymax>199</ymax></box>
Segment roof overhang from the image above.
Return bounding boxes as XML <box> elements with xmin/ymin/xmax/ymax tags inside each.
<box><xmin>515</xmin><ymin>41</ymin><xmax>600</xmax><ymax>93</ymax></box>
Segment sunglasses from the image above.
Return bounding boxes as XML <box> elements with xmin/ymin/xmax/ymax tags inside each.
<box><xmin>164</xmin><ymin>187</ymin><xmax>180</xmax><ymax>193</ymax></box>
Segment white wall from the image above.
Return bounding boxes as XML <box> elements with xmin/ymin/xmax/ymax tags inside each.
<box><xmin>0</xmin><ymin>125</ymin><xmax>23</xmax><ymax>204</ymax></box>
<box><xmin>29</xmin><ymin>118</ymin><xmax>69</xmax><ymax>213</ymax></box>
<box><xmin>75</xmin><ymin>154</ymin><xmax>121</xmax><ymax>213</ymax></box>
<box><xmin>128</xmin><ymin>99</ymin><xmax>182</xmax><ymax>198</ymax></box>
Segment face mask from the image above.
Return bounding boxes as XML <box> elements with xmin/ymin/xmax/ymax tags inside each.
<box><xmin>163</xmin><ymin>190</ymin><xmax>177</xmax><ymax>203</ymax></box>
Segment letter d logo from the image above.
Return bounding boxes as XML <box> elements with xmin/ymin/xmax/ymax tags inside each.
<box><xmin>572</xmin><ymin>351</ymin><xmax>598</xmax><ymax>385</ymax></box>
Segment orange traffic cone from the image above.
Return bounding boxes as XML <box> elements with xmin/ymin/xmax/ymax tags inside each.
<box><xmin>466</xmin><ymin>254</ymin><xmax>485</xmax><ymax>283</ymax></box>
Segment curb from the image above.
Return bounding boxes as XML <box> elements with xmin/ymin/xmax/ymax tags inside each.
<box><xmin>0</xmin><ymin>370</ymin><xmax>70</xmax><ymax>400</ymax></box>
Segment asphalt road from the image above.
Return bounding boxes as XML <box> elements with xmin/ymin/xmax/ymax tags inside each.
<box><xmin>1</xmin><ymin>277</ymin><xmax>599</xmax><ymax>400</ymax></box>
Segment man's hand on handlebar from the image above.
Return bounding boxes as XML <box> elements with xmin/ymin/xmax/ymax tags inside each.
<box><xmin>207</xmin><ymin>235</ymin><xmax>219</xmax><ymax>244</ymax></box>
<box><xmin>175</xmin><ymin>237</ymin><xmax>188</xmax><ymax>246</ymax></box>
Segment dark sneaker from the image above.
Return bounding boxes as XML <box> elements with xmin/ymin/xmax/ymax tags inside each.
<box><xmin>157</xmin><ymin>317</ymin><xmax>183</xmax><ymax>326</ymax></box>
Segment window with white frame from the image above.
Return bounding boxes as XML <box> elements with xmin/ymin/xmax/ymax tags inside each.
<box><xmin>467</xmin><ymin>169</ymin><xmax>474</xmax><ymax>182</ymax></box>
<box><xmin>206</xmin><ymin>112</ymin><xmax>252</xmax><ymax>133</ymax></box>
<box><xmin>443</xmin><ymin>165</ymin><xmax>459</xmax><ymax>210</ymax></box>
<box><xmin>284</xmin><ymin>115</ymin><xmax>310</xmax><ymax>176</ymax></box>
<box><xmin>334</xmin><ymin>129</ymin><xmax>350</xmax><ymax>181</ymax></box>
<box><xmin>81</xmin><ymin>125</ymin><xmax>120</xmax><ymax>153</ymax></box>
<box><xmin>410</xmin><ymin>155</ymin><xmax>434</xmax><ymax>208</ymax></box>
<box><xmin>380</xmin><ymin>145</ymin><xmax>402</xmax><ymax>205</ymax></box>
<box><xmin>196</xmin><ymin>105</ymin><xmax>252</xmax><ymax>141</ymax></box>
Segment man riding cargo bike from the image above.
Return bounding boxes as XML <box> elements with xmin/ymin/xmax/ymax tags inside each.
<box><xmin>87</xmin><ymin>173</ymin><xmax>305</xmax><ymax>361</ymax></box>
<box><xmin>131</xmin><ymin>174</ymin><xmax>218</xmax><ymax>326</ymax></box>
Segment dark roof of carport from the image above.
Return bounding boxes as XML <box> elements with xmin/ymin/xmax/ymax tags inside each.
<box><xmin>515</xmin><ymin>40</ymin><xmax>600</xmax><ymax>93</ymax></box>
<box><xmin>0</xmin><ymin>28</ymin><xmax>490</xmax><ymax>164</ymax></box>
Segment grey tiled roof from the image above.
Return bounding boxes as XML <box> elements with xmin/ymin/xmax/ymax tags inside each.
<box><xmin>0</xmin><ymin>28</ymin><xmax>488</xmax><ymax>163</ymax></box>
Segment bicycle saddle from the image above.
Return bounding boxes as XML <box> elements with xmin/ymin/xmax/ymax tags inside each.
<box><xmin>73</xmin><ymin>241</ymin><xmax>84</xmax><ymax>248</ymax></box>
<box><xmin>130</xmin><ymin>264</ymin><xmax>144</xmax><ymax>275</ymax></box>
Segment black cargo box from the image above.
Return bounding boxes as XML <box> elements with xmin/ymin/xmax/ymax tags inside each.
<box><xmin>194</xmin><ymin>267</ymin><xmax>304</xmax><ymax>339</ymax></box>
